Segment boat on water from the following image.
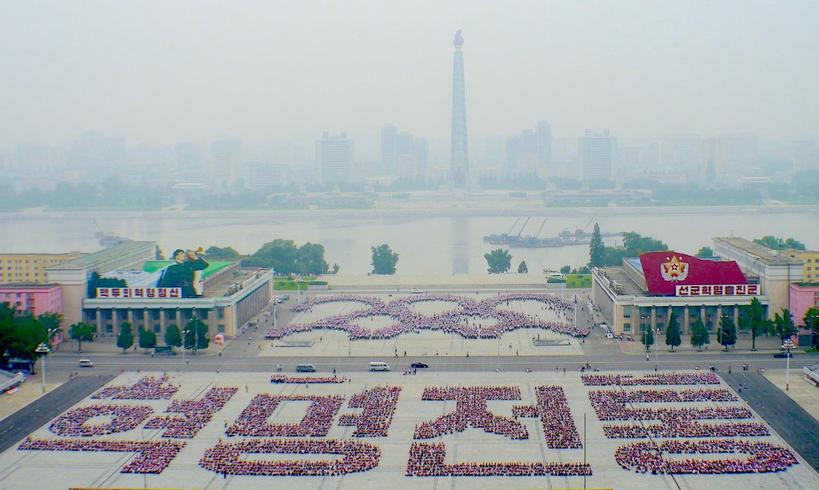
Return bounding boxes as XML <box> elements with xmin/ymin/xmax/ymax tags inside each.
<box><xmin>483</xmin><ymin>217</ymin><xmax>620</xmax><ymax>248</ymax></box>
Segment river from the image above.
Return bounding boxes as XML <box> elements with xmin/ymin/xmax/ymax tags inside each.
<box><xmin>2</xmin><ymin>206</ymin><xmax>818</xmax><ymax>275</ymax></box>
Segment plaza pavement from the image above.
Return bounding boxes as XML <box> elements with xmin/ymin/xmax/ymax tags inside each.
<box><xmin>0</xmin><ymin>370</ymin><xmax>816</xmax><ymax>490</ymax></box>
<box><xmin>762</xmin><ymin>369</ymin><xmax>819</xmax><ymax>421</ymax></box>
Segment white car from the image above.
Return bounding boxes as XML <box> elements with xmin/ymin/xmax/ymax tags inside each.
<box><xmin>410</xmin><ymin>288</ymin><xmax>425</xmax><ymax>294</ymax></box>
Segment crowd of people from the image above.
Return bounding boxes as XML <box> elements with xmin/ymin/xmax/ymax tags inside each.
<box><xmin>413</xmin><ymin>386</ymin><xmax>529</xmax><ymax>440</ymax></box>
<box><xmin>226</xmin><ymin>394</ymin><xmax>344</xmax><ymax>437</ymax></box>
<box><xmin>93</xmin><ymin>375</ymin><xmax>179</xmax><ymax>400</ymax></box>
<box><xmin>512</xmin><ymin>386</ymin><xmax>581</xmax><ymax>449</ymax></box>
<box><xmin>145</xmin><ymin>387</ymin><xmax>238</xmax><ymax>438</ymax></box>
<box><xmin>199</xmin><ymin>439</ymin><xmax>381</xmax><ymax>476</ymax></box>
<box><xmin>406</xmin><ymin>442</ymin><xmax>592</xmax><ymax>477</ymax></box>
<box><xmin>604</xmin><ymin>421</ymin><xmax>769</xmax><ymax>439</ymax></box>
<box><xmin>270</xmin><ymin>374</ymin><xmax>348</xmax><ymax>384</ymax></box>
<box><xmin>49</xmin><ymin>404</ymin><xmax>153</xmax><ymax>437</ymax></box>
<box><xmin>18</xmin><ymin>439</ymin><xmax>185</xmax><ymax>474</ymax></box>
<box><xmin>581</xmin><ymin>372</ymin><xmax>721</xmax><ymax>386</ymax></box>
<box><xmin>267</xmin><ymin>292</ymin><xmax>589</xmax><ymax>342</ymax></box>
<box><xmin>589</xmin><ymin>389</ymin><xmax>753</xmax><ymax>422</ymax></box>
<box><xmin>338</xmin><ymin>386</ymin><xmax>401</xmax><ymax>437</ymax></box>
<box><xmin>614</xmin><ymin>440</ymin><xmax>798</xmax><ymax>474</ymax></box>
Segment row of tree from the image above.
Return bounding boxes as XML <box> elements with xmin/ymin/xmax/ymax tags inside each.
<box><xmin>640</xmin><ymin>299</ymin><xmax>818</xmax><ymax>352</ymax></box>
<box><xmin>0</xmin><ymin>304</ymin><xmax>62</xmax><ymax>366</ymax></box>
<box><xmin>589</xmin><ymin>225</ymin><xmax>669</xmax><ymax>268</ymax></box>
<box><xmin>112</xmin><ymin>319</ymin><xmax>210</xmax><ymax>353</ymax></box>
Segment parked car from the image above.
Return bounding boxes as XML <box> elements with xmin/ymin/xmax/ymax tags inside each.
<box><xmin>410</xmin><ymin>362</ymin><xmax>429</xmax><ymax>369</ymax></box>
<box><xmin>410</xmin><ymin>288</ymin><xmax>425</xmax><ymax>294</ymax></box>
<box><xmin>773</xmin><ymin>352</ymin><xmax>794</xmax><ymax>358</ymax></box>
<box><xmin>78</xmin><ymin>359</ymin><xmax>94</xmax><ymax>368</ymax></box>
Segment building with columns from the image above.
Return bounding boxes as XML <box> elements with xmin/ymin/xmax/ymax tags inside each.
<box><xmin>81</xmin><ymin>267</ymin><xmax>273</xmax><ymax>340</ymax></box>
<box><xmin>592</xmin><ymin>250</ymin><xmax>766</xmax><ymax>336</ymax></box>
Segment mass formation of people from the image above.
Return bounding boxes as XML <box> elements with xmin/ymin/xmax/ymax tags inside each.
<box><xmin>49</xmin><ymin>404</ymin><xmax>153</xmax><ymax>437</ymax></box>
<box><xmin>18</xmin><ymin>439</ymin><xmax>185</xmax><ymax>474</ymax></box>
<box><xmin>226</xmin><ymin>394</ymin><xmax>344</xmax><ymax>437</ymax></box>
<box><xmin>199</xmin><ymin>439</ymin><xmax>381</xmax><ymax>476</ymax></box>
<box><xmin>145</xmin><ymin>387</ymin><xmax>238</xmax><ymax>438</ymax></box>
<box><xmin>93</xmin><ymin>375</ymin><xmax>179</xmax><ymax>400</ymax></box>
<box><xmin>615</xmin><ymin>440</ymin><xmax>798</xmax><ymax>474</ymax></box>
<box><xmin>406</xmin><ymin>442</ymin><xmax>592</xmax><ymax>477</ymax></box>
<box><xmin>338</xmin><ymin>386</ymin><xmax>401</xmax><ymax>437</ymax></box>
<box><xmin>266</xmin><ymin>293</ymin><xmax>588</xmax><ymax>342</ymax></box>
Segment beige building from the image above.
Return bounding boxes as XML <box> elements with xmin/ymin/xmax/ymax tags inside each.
<box><xmin>784</xmin><ymin>249</ymin><xmax>819</xmax><ymax>283</ymax></box>
<box><xmin>592</xmin><ymin>257</ymin><xmax>765</xmax><ymax>336</ymax></box>
<box><xmin>45</xmin><ymin>241</ymin><xmax>158</xmax><ymax>327</ymax></box>
<box><xmin>82</xmin><ymin>268</ymin><xmax>274</xmax><ymax>340</ymax></box>
<box><xmin>0</xmin><ymin>252</ymin><xmax>82</xmax><ymax>284</ymax></box>
<box><xmin>713</xmin><ymin>237</ymin><xmax>803</xmax><ymax>318</ymax></box>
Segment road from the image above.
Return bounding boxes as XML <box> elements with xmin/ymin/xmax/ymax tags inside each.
<box><xmin>722</xmin><ymin>372</ymin><xmax>819</xmax><ymax>471</ymax></box>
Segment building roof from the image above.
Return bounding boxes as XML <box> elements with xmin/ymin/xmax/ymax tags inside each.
<box><xmin>46</xmin><ymin>241</ymin><xmax>155</xmax><ymax>271</ymax></box>
<box><xmin>713</xmin><ymin>237</ymin><xmax>801</xmax><ymax>266</ymax></box>
<box><xmin>0</xmin><ymin>283</ymin><xmax>61</xmax><ymax>290</ymax></box>
<box><xmin>597</xmin><ymin>267</ymin><xmax>647</xmax><ymax>296</ymax></box>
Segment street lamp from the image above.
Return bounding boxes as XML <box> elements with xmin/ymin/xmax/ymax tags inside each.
<box><xmin>783</xmin><ymin>338</ymin><xmax>794</xmax><ymax>391</ymax></box>
<box><xmin>181</xmin><ymin>329</ymin><xmax>190</xmax><ymax>369</ymax></box>
<box><xmin>35</xmin><ymin>342</ymin><xmax>50</xmax><ymax>393</ymax></box>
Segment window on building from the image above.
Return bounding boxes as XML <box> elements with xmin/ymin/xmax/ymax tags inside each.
<box><xmin>217</xmin><ymin>324</ymin><xmax>225</xmax><ymax>333</ymax></box>
<box><xmin>623</xmin><ymin>323</ymin><xmax>632</xmax><ymax>333</ymax></box>
<box><xmin>153</xmin><ymin>324</ymin><xmax>161</xmax><ymax>333</ymax></box>
<box><xmin>105</xmin><ymin>324</ymin><xmax>113</xmax><ymax>334</ymax></box>
<box><xmin>217</xmin><ymin>308</ymin><xmax>224</xmax><ymax>320</ymax></box>
<box><xmin>623</xmin><ymin>306</ymin><xmax>632</xmax><ymax>319</ymax></box>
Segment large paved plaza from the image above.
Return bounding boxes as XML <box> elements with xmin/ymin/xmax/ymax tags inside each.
<box><xmin>0</xmin><ymin>370</ymin><xmax>816</xmax><ymax>490</ymax></box>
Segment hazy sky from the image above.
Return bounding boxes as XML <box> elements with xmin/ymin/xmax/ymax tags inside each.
<box><xmin>1</xmin><ymin>0</ymin><xmax>818</xmax><ymax>148</ymax></box>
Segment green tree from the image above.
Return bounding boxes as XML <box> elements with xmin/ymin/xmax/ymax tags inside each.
<box><xmin>804</xmin><ymin>307</ymin><xmax>819</xmax><ymax>337</ymax></box>
<box><xmin>560</xmin><ymin>265</ymin><xmax>572</xmax><ymax>274</ymax></box>
<box><xmin>297</xmin><ymin>242</ymin><xmax>329</xmax><ymax>275</ymax></box>
<box><xmin>746</xmin><ymin>297</ymin><xmax>767</xmax><ymax>351</ymax></box>
<box><xmin>371</xmin><ymin>244</ymin><xmax>399</xmax><ymax>275</ymax></box>
<box><xmin>690</xmin><ymin>318</ymin><xmax>708</xmax><ymax>351</ymax></box>
<box><xmin>772</xmin><ymin>309</ymin><xmax>796</xmax><ymax>341</ymax></box>
<box><xmin>164</xmin><ymin>324</ymin><xmax>182</xmax><ymax>348</ymax></box>
<box><xmin>622</xmin><ymin>232</ymin><xmax>668</xmax><ymax>256</ymax></box>
<box><xmin>753</xmin><ymin>235</ymin><xmax>806</xmax><ymax>251</ymax></box>
<box><xmin>184</xmin><ymin>318</ymin><xmax>210</xmax><ymax>352</ymax></box>
<box><xmin>117</xmin><ymin>321</ymin><xmax>134</xmax><ymax>353</ymax></box>
<box><xmin>640</xmin><ymin>323</ymin><xmax>654</xmax><ymax>352</ymax></box>
<box><xmin>205</xmin><ymin>246</ymin><xmax>241</xmax><ymax>260</ymax></box>
<box><xmin>665</xmin><ymin>311</ymin><xmax>681</xmax><ymax>351</ymax></box>
<box><xmin>484</xmin><ymin>248</ymin><xmax>512</xmax><ymax>274</ymax></box>
<box><xmin>589</xmin><ymin>223</ymin><xmax>605</xmax><ymax>267</ymax></box>
<box><xmin>68</xmin><ymin>322</ymin><xmax>95</xmax><ymax>353</ymax></box>
<box><xmin>244</xmin><ymin>239</ymin><xmax>300</xmax><ymax>274</ymax></box>
<box><xmin>2</xmin><ymin>311</ymin><xmax>46</xmax><ymax>361</ymax></box>
<box><xmin>138</xmin><ymin>327</ymin><xmax>157</xmax><ymax>350</ymax></box>
<box><xmin>517</xmin><ymin>261</ymin><xmax>528</xmax><ymax>274</ymax></box>
<box><xmin>696</xmin><ymin>246</ymin><xmax>715</xmax><ymax>258</ymax></box>
<box><xmin>717</xmin><ymin>314</ymin><xmax>737</xmax><ymax>351</ymax></box>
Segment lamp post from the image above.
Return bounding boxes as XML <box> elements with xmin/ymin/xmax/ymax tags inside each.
<box><xmin>181</xmin><ymin>329</ymin><xmax>190</xmax><ymax>369</ymax></box>
<box><xmin>783</xmin><ymin>338</ymin><xmax>794</xmax><ymax>391</ymax></box>
<box><xmin>35</xmin><ymin>342</ymin><xmax>50</xmax><ymax>393</ymax></box>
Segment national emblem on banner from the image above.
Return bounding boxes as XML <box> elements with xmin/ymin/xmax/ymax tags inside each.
<box><xmin>660</xmin><ymin>255</ymin><xmax>689</xmax><ymax>282</ymax></box>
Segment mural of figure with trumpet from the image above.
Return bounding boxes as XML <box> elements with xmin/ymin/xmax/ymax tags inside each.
<box><xmin>157</xmin><ymin>247</ymin><xmax>209</xmax><ymax>297</ymax></box>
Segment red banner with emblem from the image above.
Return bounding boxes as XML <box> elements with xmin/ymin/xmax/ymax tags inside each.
<box><xmin>639</xmin><ymin>251</ymin><xmax>747</xmax><ymax>296</ymax></box>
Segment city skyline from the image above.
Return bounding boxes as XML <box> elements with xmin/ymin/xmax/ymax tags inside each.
<box><xmin>1</xmin><ymin>1</ymin><xmax>818</xmax><ymax>148</ymax></box>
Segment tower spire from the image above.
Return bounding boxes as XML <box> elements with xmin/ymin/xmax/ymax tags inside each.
<box><xmin>450</xmin><ymin>29</ymin><xmax>469</xmax><ymax>188</ymax></box>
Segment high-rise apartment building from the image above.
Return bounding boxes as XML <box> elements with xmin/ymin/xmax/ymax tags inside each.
<box><xmin>450</xmin><ymin>29</ymin><xmax>469</xmax><ymax>187</ymax></box>
<box><xmin>380</xmin><ymin>125</ymin><xmax>428</xmax><ymax>177</ymax></box>
<box><xmin>505</xmin><ymin>121</ymin><xmax>552</xmax><ymax>175</ymax></box>
<box><xmin>580</xmin><ymin>129</ymin><xmax>615</xmax><ymax>183</ymax></box>
<box><xmin>316</xmin><ymin>132</ymin><xmax>353</xmax><ymax>185</ymax></box>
